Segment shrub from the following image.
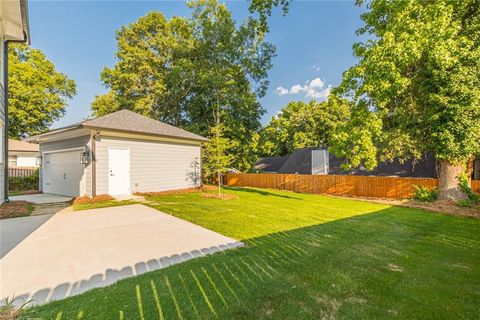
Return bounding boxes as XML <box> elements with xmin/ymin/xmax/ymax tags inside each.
<box><xmin>413</xmin><ymin>185</ymin><xmax>438</xmax><ymax>202</ymax></box>
<box><xmin>8</xmin><ymin>170</ymin><xmax>39</xmax><ymax>192</ymax></box>
<box><xmin>73</xmin><ymin>194</ymin><xmax>114</xmax><ymax>204</ymax></box>
<box><xmin>458</xmin><ymin>173</ymin><xmax>479</xmax><ymax>201</ymax></box>
<box><xmin>457</xmin><ymin>173</ymin><xmax>479</xmax><ymax>207</ymax></box>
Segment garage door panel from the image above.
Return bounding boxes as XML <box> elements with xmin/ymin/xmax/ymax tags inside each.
<box><xmin>43</xmin><ymin>150</ymin><xmax>85</xmax><ymax>197</ymax></box>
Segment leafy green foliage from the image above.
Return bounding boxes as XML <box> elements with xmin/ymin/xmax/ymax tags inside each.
<box><xmin>259</xmin><ymin>98</ymin><xmax>349</xmax><ymax>156</ymax></box>
<box><xmin>202</xmin><ymin>124</ymin><xmax>236</xmax><ymax>183</ymax></box>
<box><xmin>8</xmin><ymin>170</ymin><xmax>39</xmax><ymax>192</ymax></box>
<box><xmin>458</xmin><ymin>173</ymin><xmax>480</xmax><ymax>206</ymax></box>
<box><xmin>248</xmin><ymin>0</ymin><xmax>290</xmax><ymax>32</ymax></box>
<box><xmin>331</xmin><ymin>0</ymin><xmax>480</xmax><ymax>171</ymax></box>
<box><xmin>8</xmin><ymin>44</ymin><xmax>76</xmax><ymax>138</ymax></box>
<box><xmin>92</xmin><ymin>0</ymin><xmax>275</xmax><ymax>171</ymax></box>
<box><xmin>413</xmin><ymin>185</ymin><xmax>438</xmax><ymax>203</ymax></box>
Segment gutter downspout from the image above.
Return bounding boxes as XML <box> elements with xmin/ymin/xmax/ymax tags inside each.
<box><xmin>91</xmin><ymin>130</ymin><xmax>99</xmax><ymax>197</ymax></box>
<box><xmin>4</xmin><ymin>33</ymin><xmax>29</xmax><ymax>203</ymax></box>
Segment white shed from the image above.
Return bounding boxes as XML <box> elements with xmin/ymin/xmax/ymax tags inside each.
<box><xmin>27</xmin><ymin>110</ymin><xmax>208</xmax><ymax>197</ymax></box>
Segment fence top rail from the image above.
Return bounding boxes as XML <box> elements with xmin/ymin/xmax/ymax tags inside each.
<box><xmin>228</xmin><ymin>173</ymin><xmax>438</xmax><ymax>180</ymax></box>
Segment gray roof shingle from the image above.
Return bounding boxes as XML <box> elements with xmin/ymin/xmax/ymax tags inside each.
<box><xmin>82</xmin><ymin>110</ymin><xmax>208</xmax><ymax>142</ymax></box>
<box><xmin>31</xmin><ymin>110</ymin><xmax>209</xmax><ymax>142</ymax></box>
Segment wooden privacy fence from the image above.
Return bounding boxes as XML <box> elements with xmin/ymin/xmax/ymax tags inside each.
<box><xmin>8</xmin><ymin>167</ymin><xmax>38</xmax><ymax>177</ymax></box>
<box><xmin>472</xmin><ymin>180</ymin><xmax>480</xmax><ymax>193</ymax></box>
<box><xmin>225</xmin><ymin>173</ymin><xmax>441</xmax><ymax>199</ymax></box>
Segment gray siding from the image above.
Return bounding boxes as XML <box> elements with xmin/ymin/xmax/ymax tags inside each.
<box><xmin>39</xmin><ymin>136</ymin><xmax>90</xmax><ymax>194</ymax></box>
<box><xmin>95</xmin><ymin>136</ymin><xmax>201</xmax><ymax>195</ymax></box>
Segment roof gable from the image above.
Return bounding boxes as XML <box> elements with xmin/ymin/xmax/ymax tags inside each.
<box><xmin>28</xmin><ymin>110</ymin><xmax>209</xmax><ymax>143</ymax></box>
<box><xmin>83</xmin><ymin>110</ymin><xmax>209</xmax><ymax>142</ymax></box>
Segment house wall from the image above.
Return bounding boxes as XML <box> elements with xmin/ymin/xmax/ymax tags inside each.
<box><xmin>0</xmin><ymin>38</ymin><xmax>5</xmax><ymax>204</ymax></box>
<box><xmin>39</xmin><ymin>135</ymin><xmax>90</xmax><ymax>193</ymax></box>
<box><xmin>95</xmin><ymin>136</ymin><xmax>201</xmax><ymax>195</ymax></box>
<box><xmin>8</xmin><ymin>151</ymin><xmax>39</xmax><ymax>167</ymax></box>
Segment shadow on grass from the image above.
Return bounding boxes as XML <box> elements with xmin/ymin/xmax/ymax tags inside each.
<box><xmin>225</xmin><ymin>186</ymin><xmax>303</xmax><ymax>200</ymax></box>
<box><xmin>21</xmin><ymin>206</ymin><xmax>480</xmax><ymax>319</ymax></box>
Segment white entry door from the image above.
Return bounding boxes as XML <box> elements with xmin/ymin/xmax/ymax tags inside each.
<box><xmin>108</xmin><ymin>148</ymin><xmax>130</xmax><ymax>195</ymax></box>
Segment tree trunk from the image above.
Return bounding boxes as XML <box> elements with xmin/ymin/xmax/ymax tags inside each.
<box><xmin>438</xmin><ymin>160</ymin><xmax>468</xmax><ymax>201</ymax></box>
<box><xmin>218</xmin><ymin>172</ymin><xmax>221</xmax><ymax>196</ymax></box>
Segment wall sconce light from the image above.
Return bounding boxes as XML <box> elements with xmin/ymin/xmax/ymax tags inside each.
<box><xmin>80</xmin><ymin>152</ymin><xmax>90</xmax><ymax>164</ymax></box>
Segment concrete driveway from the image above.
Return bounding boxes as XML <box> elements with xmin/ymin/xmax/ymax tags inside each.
<box><xmin>0</xmin><ymin>214</ymin><xmax>54</xmax><ymax>258</ymax></box>
<box><xmin>0</xmin><ymin>204</ymin><xmax>242</xmax><ymax>305</ymax></box>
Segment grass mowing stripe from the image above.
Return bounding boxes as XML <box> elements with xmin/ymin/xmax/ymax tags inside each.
<box><xmin>239</xmin><ymin>258</ymin><xmax>265</xmax><ymax>281</ymax></box>
<box><xmin>242</xmin><ymin>257</ymin><xmax>274</xmax><ymax>279</ymax></box>
<box><xmin>231</xmin><ymin>260</ymin><xmax>256</xmax><ymax>285</ymax></box>
<box><xmin>212</xmin><ymin>263</ymin><xmax>240</xmax><ymax>302</ymax></box>
<box><xmin>201</xmin><ymin>267</ymin><xmax>228</xmax><ymax>307</ymax></box>
<box><xmin>150</xmin><ymin>280</ymin><xmax>164</xmax><ymax>320</ymax></box>
<box><xmin>165</xmin><ymin>276</ymin><xmax>183</xmax><ymax>320</ymax></box>
<box><xmin>221</xmin><ymin>262</ymin><xmax>248</xmax><ymax>293</ymax></box>
<box><xmin>190</xmin><ymin>270</ymin><xmax>217</xmax><ymax>317</ymax></box>
<box><xmin>178</xmin><ymin>274</ymin><xmax>201</xmax><ymax>319</ymax></box>
<box><xmin>135</xmin><ymin>285</ymin><xmax>145</xmax><ymax>320</ymax></box>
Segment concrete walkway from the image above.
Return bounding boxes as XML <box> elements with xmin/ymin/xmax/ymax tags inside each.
<box><xmin>0</xmin><ymin>204</ymin><xmax>242</xmax><ymax>306</ymax></box>
<box><xmin>9</xmin><ymin>193</ymin><xmax>73</xmax><ymax>204</ymax></box>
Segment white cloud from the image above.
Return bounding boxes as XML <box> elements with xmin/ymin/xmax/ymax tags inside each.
<box><xmin>275</xmin><ymin>77</ymin><xmax>331</xmax><ymax>101</ymax></box>
<box><xmin>275</xmin><ymin>87</ymin><xmax>289</xmax><ymax>96</ymax></box>
<box><xmin>312</xmin><ymin>65</ymin><xmax>321</xmax><ymax>71</ymax></box>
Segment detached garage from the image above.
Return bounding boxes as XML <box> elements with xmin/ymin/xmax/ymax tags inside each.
<box><xmin>27</xmin><ymin>110</ymin><xmax>208</xmax><ymax>197</ymax></box>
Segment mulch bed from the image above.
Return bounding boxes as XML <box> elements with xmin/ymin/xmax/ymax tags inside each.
<box><xmin>344</xmin><ymin>197</ymin><xmax>480</xmax><ymax>218</ymax></box>
<box><xmin>201</xmin><ymin>193</ymin><xmax>239</xmax><ymax>200</ymax></box>
<box><xmin>0</xmin><ymin>201</ymin><xmax>33</xmax><ymax>219</ymax></box>
<box><xmin>73</xmin><ymin>194</ymin><xmax>114</xmax><ymax>204</ymax></box>
<box><xmin>135</xmin><ymin>185</ymin><xmax>217</xmax><ymax>196</ymax></box>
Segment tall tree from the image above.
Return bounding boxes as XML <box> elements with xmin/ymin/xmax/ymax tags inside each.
<box><xmin>330</xmin><ymin>0</ymin><xmax>480</xmax><ymax>200</ymax></box>
<box><xmin>8</xmin><ymin>44</ymin><xmax>76</xmax><ymax>138</ymax></box>
<box><xmin>259</xmin><ymin>99</ymin><xmax>349</xmax><ymax>156</ymax></box>
<box><xmin>92</xmin><ymin>0</ymin><xmax>275</xmax><ymax>171</ymax></box>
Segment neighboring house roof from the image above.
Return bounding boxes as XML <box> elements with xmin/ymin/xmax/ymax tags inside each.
<box><xmin>253</xmin><ymin>156</ymin><xmax>288</xmax><ymax>172</ymax></box>
<box><xmin>28</xmin><ymin>110</ymin><xmax>209</xmax><ymax>143</ymax></box>
<box><xmin>254</xmin><ymin>147</ymin><xmax>439</xmax><ymax>178</ymax></box>
<box><xmin>277</xmin><ymin>148</ymin><xmax>313</xmax><ymax>174</ymax></box>
<box><xmin>8</xmin><ymin>139</ymin><xmax>39</xmax><ymax>152</ymax></box>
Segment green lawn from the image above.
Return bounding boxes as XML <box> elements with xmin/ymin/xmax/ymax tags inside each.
<box><xmin>72</xmin><ymin>199</ymin><xmax>137</xmax><ymax>211</ymax></box>
<box><xmin>23</xmin><ymin>187</ymin><xmax>480</xmax><ymax>319</ymax></box>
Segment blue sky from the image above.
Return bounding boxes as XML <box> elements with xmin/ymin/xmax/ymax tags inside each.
<box><xmin>28</xmin><ymin>1</ymin><xmax>364</xmax><ymax>128</ymax></box>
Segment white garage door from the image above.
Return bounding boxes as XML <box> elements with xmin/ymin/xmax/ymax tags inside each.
<box><xmin>43</xmin><ymin>150</ymin><xmax>85</xmax><ymax>197</ymax></box>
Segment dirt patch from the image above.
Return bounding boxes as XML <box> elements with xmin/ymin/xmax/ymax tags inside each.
<box><xmin>135</xmin><ymin>185</ymin><xmax>218</xmax><ymax>196</ymax></box>
<box><xmin>73</xmin><ymin>194</ymin><xmax>114</xmax><ymax>204</ymax></box>
<box><xmin>361</xmin><ymin>198</ymin><xmax>479</xmax><ymax>218</ymax></box>
<box><xmin>324</xmin><ymin>194</ymin><xmax>480</xmax><ymax>218</ymax></box>
<box><xmin>201</xmin><ymin>193</ymin><xmax>239</xmax><ymax>200</ymax></box>
<box><xmin>0</xmin><ymin>201</ymin><xmax>33</xmax><ymax>219</ymax></box>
